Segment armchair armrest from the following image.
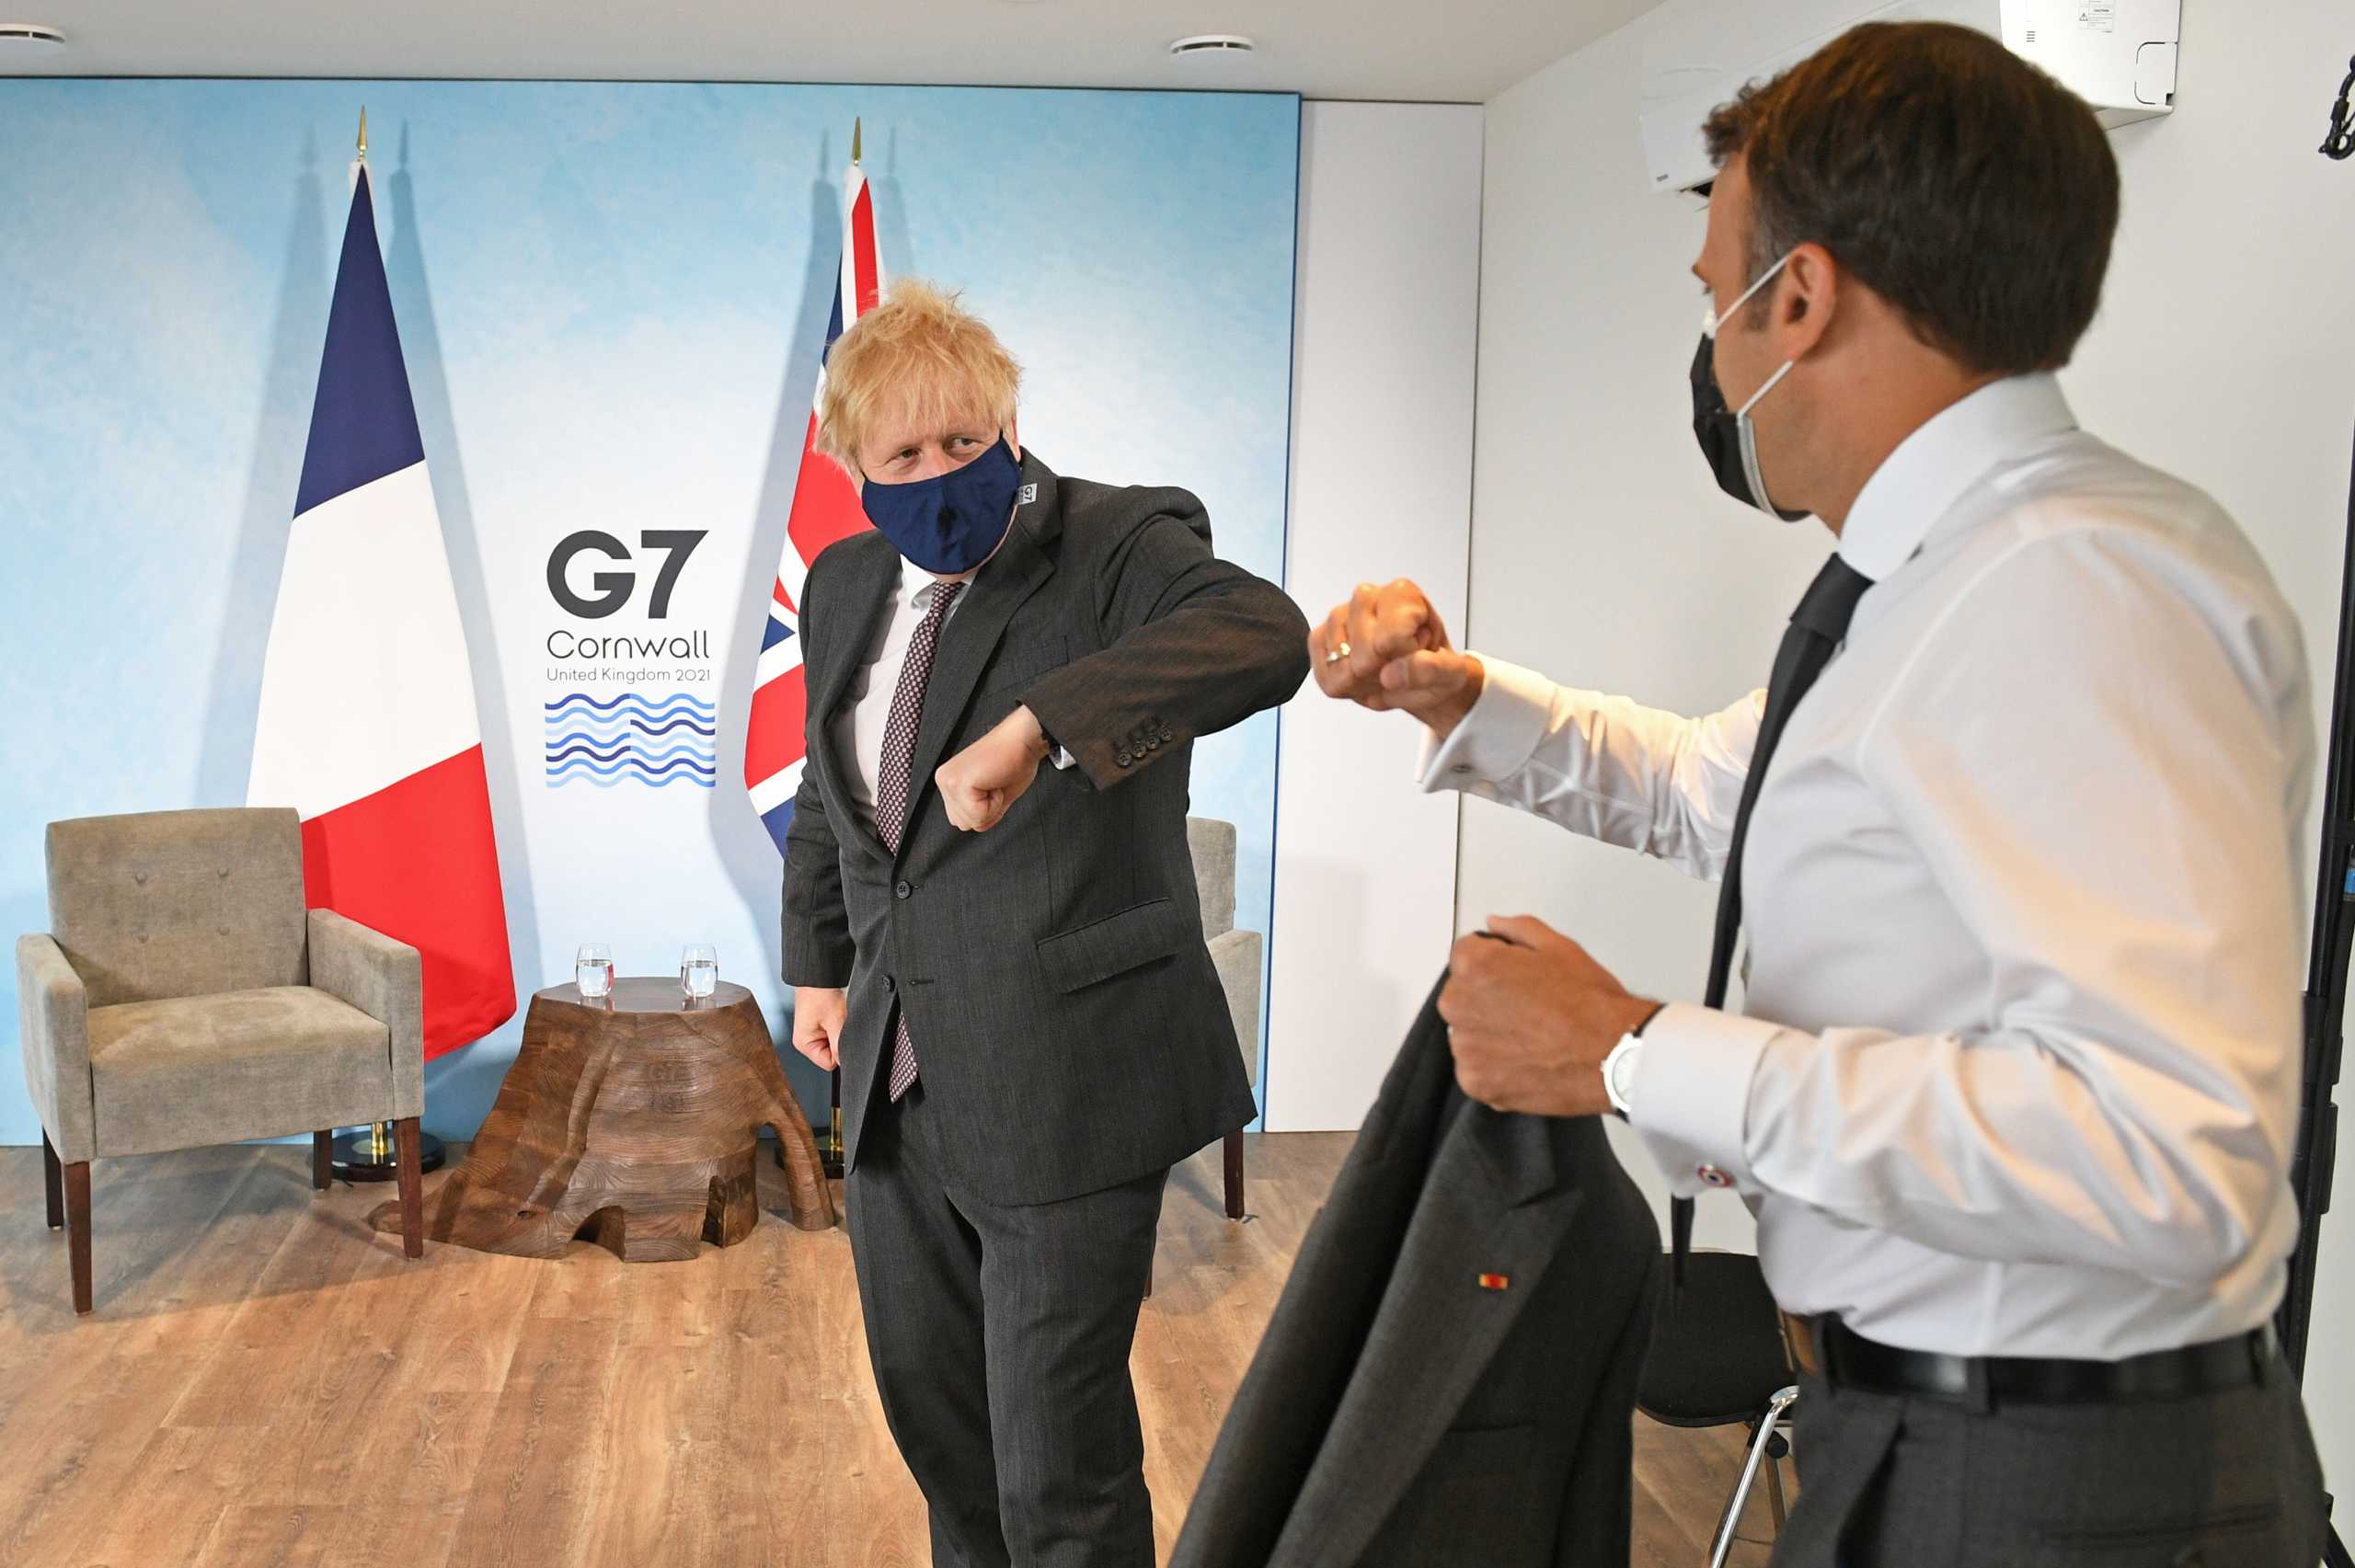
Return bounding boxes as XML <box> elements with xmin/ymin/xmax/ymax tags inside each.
<box><xmin>308</xmin><ymin>910</ymin><xmax>424</xmax><ymax>1120</ymax></box>
<box><xmin>1207</xmin><ymin>928</ymin><xmax>1263</xmax><ymax>1089</ymax></box>
<box><xmin>17</xmin><ymin>934</ymin><xmax>95</xmax><ymax>1162</ymax></box>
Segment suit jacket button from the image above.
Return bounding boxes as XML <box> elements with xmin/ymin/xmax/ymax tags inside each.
<box><xmin>895</xmin><ymin>880</ymin><xmax>913</xmax><ymax>899</ymax></box>
<box><xmin>1145</xmin><ymin>737</ymin><xmax>1160</xmax><ymax>750</ymax></box>
<box><xmin>1159</xmin><ymin>727</ymin><xmax>1174</xmax><ymax>742</ymax></box>
<box><xmin>882</xmin><ymin>974</ymin><xmax>897</xmax><ymax>992</ymax></box>
<box><xmin>1116</xmin><ymin>752</ymin><xmax>1133</xmax><ymax>768</ymax></box>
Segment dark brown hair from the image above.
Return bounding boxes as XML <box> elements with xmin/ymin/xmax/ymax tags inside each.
<box><xmin>1703</xmin><ymin>20</ymin><xmax>2120</xmax><ymax>375</ymax></box>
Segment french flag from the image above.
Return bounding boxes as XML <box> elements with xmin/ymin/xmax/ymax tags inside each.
<box><xmin>743</xmin><ymin>129</ymin><xmax>885</xmax><ymax>853</ymax></box>
<box><xmin>247</xmin><ymin>155</ymin><xmax>516</xmax><ymax>1060</ymax></box>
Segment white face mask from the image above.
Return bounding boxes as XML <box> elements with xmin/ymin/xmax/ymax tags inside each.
<box><xmin>1694</xmin><ymin>250</ymin><xmax>1802</xmax><ymax>521</ymax></box>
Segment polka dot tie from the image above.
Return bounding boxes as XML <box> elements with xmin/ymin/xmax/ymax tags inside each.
<box><xmin>877</xmin><ymin>580</ymin><xmax>964</xmax><ymax>1103</ymax></box>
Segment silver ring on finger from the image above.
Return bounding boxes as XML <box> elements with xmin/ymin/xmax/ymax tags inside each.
<box><xmin>1327</xmin><ymin>640</ymin><xmax>1352</xmax><ymax>664</ymax></box>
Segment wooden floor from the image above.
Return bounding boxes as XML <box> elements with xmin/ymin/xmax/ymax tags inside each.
<box><xmin>0</xmin><ymin>1134</ymin><xmax>1781</xmax><ymax>1566</ymax></box>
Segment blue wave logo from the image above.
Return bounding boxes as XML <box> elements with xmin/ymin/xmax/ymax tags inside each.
<box><xmin>545</xmin><ymin>691</ymin><xmax>718</xmax><ymax>789</ymax></box>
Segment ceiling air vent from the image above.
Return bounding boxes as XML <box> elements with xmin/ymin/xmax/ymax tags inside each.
<box><xmin>1169</xmin><ymin>34</ymin><xmax>1256</xmax><ymax>60</ymax></box>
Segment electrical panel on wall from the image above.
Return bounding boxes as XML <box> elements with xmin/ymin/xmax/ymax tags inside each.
<box><xmin>2008</xmin><ymin>0</ymin><xmax>2180</xmax><ymax>126</ymax></box>
<box><xmin>1638</xmin><ymin>0</ymin><xmax>2182</xmax><ymax>194</ymax></box>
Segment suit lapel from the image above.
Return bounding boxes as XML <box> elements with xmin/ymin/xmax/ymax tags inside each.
<box><xmin>899</xmin><ymin>455</ymin><xmax>1062</xmax><ymax>837</ymax></box>
<box><xmin>809</xmin><ymin>538</ymin><xmax>900</xmax><ymax>864</ymax></box>
<box><xmin>1281</xmin><ymin>1106</ymin><xmax>1587</xmax><ymax>1568</ymax></box>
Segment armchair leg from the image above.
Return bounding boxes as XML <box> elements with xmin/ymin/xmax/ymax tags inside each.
<box><xmin>394</xmin><ymin>1116</ymin><xmax>424</xmax><ymax>1260</ymax></box>
<box><xmin>63</xmin><ymin>1161</ymin><xmax>92</xmax><ymax>1315</ymax></box>
<box><xmin>312</xmin><ymin>1131</ymin><xmax>333</xmax><ymax>1192</ymax></box>
<box><xmin>1223</xmin><ymin>1129</ymin><xmax>1246</xmax><ymax>1220</ymax></box>
<box><xmin>42</xmin><ymin>1135</ymin><xmax>62</xmax><ymax>1230</ymax></box>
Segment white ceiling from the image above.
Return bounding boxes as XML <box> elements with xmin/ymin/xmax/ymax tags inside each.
<box><xmin>0</xmin><ymin>0</ymin><xmax>1661</xmax><ymax>103</ymax></box>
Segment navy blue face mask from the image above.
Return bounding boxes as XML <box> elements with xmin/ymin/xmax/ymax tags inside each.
<box><xmin>859</xmin><ymin>438</ymin><xmax>1025</xmax><ymax>575</ymax></box>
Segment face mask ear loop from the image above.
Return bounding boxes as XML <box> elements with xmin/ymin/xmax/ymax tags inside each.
<box><xmin>1735</xmin><ymin>357</ymin><xmax>1795</xmax><ymax>419</ymax></box>
<box><xmin>1738</xmin><ymin>414</ymin><xmax>1779</xmax><ymax>517</ymax></box>
<box><xmin>1736</xmin><ymin>359</ymin><xmax>1798</xmax><ymax>517</ymax></box>
<box><xmin>1705</xmin><ymin>250</ymin><xmax>1793</xmax><ymax>338</ymax></box>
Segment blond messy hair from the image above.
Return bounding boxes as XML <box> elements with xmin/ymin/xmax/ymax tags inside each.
<box><xmin>815</xmin><ymin>280</ymin><xmax>1023</xmax><ymax>475</ymax></box>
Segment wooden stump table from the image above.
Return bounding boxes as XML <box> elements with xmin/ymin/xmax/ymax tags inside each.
<box><xmin>373</xmin><ymin>979</ymin><xmax>835</xmax><ymax>1261</ymax></box>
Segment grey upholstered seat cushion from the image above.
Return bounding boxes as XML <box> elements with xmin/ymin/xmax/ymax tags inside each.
<box><xmin>47</xmin><ymin>807</ymin><xmax>308</xmax><ymax>1009</ymax></box>
<box><xmin>87</xmin><ymin>986</ymin><xmax>391</xmax><ymax>1158</ymax></box>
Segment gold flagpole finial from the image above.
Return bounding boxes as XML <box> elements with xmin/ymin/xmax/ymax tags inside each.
<box><xmin>357</xmin><ymin>106</ymin><xmax>369</xmax><ymax>163</ymax></box>
<box><xmin>852</xmin><ymin>116</ymin><xmax>862</xmax><ymax>166</ymax></box>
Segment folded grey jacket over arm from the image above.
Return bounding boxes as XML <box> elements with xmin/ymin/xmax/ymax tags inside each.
<box><xmin>1171</xmin><ymin>969</ymin><xmax>1662</xmax><ymax>1568</ymax></box>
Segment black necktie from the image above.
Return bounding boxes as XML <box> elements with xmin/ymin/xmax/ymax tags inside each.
<box><xmin>1671</xmin><ymin>554</ymin><xmax>1874</xmax><ymax>1286</ymax></box>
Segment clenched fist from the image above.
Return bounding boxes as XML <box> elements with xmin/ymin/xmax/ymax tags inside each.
<box><xmin>936</xmin><ymin>704</ymin><xmax>1051</xmax><ymax>833</ymax></box>
<box><xmin>793</xmin><ymin>986</ymin><xmax>848</xmax><ymax>1070</ymax></box>
<box><xmin>1307</xmin><ymin>578</ymin><xmax>1486</xmax><ymax>738</ymax></box>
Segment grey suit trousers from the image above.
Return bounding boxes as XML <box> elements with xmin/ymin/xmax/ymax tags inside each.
<box><xmin>1774</xmin><ymin>1350</ymin><xmax>2326</xmax><ymax>1566</ymax></box>
<box><xmin>846</xmin><ymin>1081</ymin><xmax>1168</xmax><ymax>1568</ymax></box>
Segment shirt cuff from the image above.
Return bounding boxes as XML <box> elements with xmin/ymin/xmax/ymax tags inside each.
<box><xmin>1416</xmin><ymin>654</ymin><xmax>1557</xmax><ymax>791</ymax></box>
<box><xmin>1628</xmin><ymin>1001</ymin><xmax>1780</xmax><ymax>1196</ymax></box>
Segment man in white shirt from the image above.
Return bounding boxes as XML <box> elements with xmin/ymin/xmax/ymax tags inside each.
<box><xmin>1310</xmin><ymin>21</ymin><xmax>2327</xmax><ymax>1566</ymax></box>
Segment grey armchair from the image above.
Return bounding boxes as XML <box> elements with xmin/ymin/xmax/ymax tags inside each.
<box><xmin>1187</xmin><ymin>818</ymin><xmax>1262</xmax><ymax>1220</ymax></box>
<box><xmin>16</xmin><ymin>807</ymin><xmax>428</xmax><ymax>1313</ymax></box>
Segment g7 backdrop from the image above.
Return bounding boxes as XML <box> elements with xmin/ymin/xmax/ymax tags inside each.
<box><xmin>0</xmin><ymin>80</ymin><xmax>1302</xmax><ymax>1137</ymax></box>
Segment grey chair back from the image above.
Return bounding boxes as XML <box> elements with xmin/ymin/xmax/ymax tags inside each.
<box><xmin>45</xmin><ymin>807</ymin><xmax>309</xmax><ymax>1009</ymax></box>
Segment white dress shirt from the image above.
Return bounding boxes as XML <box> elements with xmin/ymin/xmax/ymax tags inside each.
<box><xmin>1424</xmin><ymin>373</ymin><xmax>2314</xmax><ymax>1359</ymax></box>
<box><xmin>833</xmin><ymin>551</ymin><xmax>1072</xmax><ymax>837</ymax></box>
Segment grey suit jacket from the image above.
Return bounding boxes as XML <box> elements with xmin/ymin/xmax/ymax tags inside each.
<box><xmin>1170</xmin><ymin>971</ymin><xmax>1662</xmax><ymax>1567</ymax></box>
<box><xmin>781</xmin><ymin>451</ymin><xmax>1310</xmax><ymax>1207</ymax></box>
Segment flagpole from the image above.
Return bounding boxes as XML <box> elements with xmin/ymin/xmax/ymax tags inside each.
<box><xmin>827</xmin><ymin>114</ymin><xmax>861</xmax><ymax>1182</ymax></box>
<box><xmin>317</xmin><ymin>98</ymin><xmax>453</xmax><ymax>1188</ymax></box>
<box><xmin>767</xmin><ymin>114</ymin><xmax>866</xmax><ymax>1185</ymax></box>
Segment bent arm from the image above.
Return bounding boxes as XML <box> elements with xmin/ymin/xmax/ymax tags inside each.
<box><xmin>1022</xmin><ymin>513</ymin><xmax>1311</xmax><ymax>788</ymax></box>
<box><xmin>1421</xmin><ymin>654</ymin><xmax>1762</xmax><ymax>879</ymax></box>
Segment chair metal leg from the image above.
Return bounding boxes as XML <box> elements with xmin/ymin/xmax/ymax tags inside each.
<box><xmin>63</xmin><ymin>1161</ymin><xmax>93</xmax><ymax>1315</ymax></box>
<box><xmin>1765</xmin><ymin>1445</ymin><xmax>1787</xmax><ymax>1528</ymax></box>
<box><xmin>312</xmin><ymin>1130</ymin><xmax>333</xmax><ymax>1192</ymax></box>
<box><xmin>41</xmin><ymin>1134</ymin><xmax>63</xmax><ymax>1230</ymax></box>
<box><xmin>1709</xmin><ymin>1384</ymin><xmax>1798</xmax><ymax>1568</ymax></box>
<box><xmin>394</xmin><ymin>1116</ymin><xmax>424</xmax><ymax>1260</ymax></box>
<box><xmin>1223</xmin><ymin>1129</ymin><xmax>1246</xmax><ymax>1220</ymax></box>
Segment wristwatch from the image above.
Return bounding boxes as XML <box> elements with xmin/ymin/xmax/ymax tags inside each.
<box><xmin>1602</xmin><ymin>1003</ymin><xmax>1669</xmax><ymax>1120</ymax></box>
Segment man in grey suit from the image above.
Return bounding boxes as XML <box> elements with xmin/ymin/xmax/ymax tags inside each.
<box><xmin>782</xmin><ymin>280</ymin><xmax>1309</xmax><ymax>1567</ymax></box>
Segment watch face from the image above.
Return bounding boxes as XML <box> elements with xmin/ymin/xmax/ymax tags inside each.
<box><xmin>1610</xmin><ymin>1040</ymin><xmax>1642</xmax><ymax>1106</ymax></box>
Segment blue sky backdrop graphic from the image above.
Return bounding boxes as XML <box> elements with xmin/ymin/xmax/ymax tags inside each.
<box><xmin>0</xmin><ymin>80</ymin><xmax>1301</xmax><ymax>1139</ymax></box>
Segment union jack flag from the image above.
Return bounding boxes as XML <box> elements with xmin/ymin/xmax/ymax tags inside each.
<box><xmin>744</xmin><ymin>129</ymin><xmax>885</xmax><ymax>853</ymax></box>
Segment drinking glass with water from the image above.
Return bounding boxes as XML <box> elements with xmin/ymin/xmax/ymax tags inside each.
<box><xmin>575</xmin><ymin>943</ymin><xmax>615</xmax><ymax>999</ymax></box>
<box><xmin>680</xmin><ymin>944</ymin><xmax>718</xmax><ymax>1001</ymax></box>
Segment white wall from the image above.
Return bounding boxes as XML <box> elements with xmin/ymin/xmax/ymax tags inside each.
<box><xmin>1263</xmin><ymin>100</ymin><xmax>1481</xmax><ymax>1130</ymax></box>
<box><xmin>1472</xmin><ymin>0</ymin><xmax>2355</xmax><ymax>1489</ymax></box>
